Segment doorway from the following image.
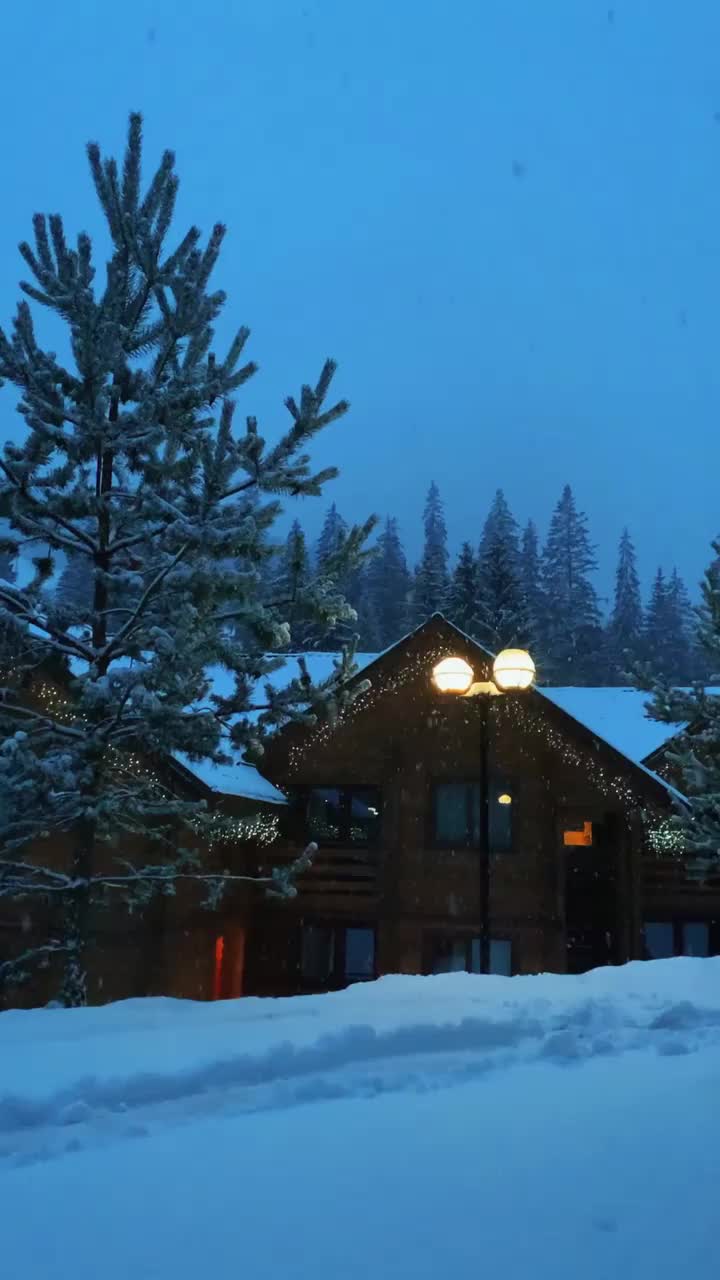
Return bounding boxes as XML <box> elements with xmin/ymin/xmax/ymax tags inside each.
<box><xmin>562</xmin><ymin>813</ymin><xmax>618</xmax><ymax>973</ymax></box>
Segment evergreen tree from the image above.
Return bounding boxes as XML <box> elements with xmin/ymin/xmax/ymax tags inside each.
<box><xmin>540</xmin><ymin>484</ymin><xmax>601</xmax><ymax>683</ymax></box>
<box><xmin>315</xmin><ymin>503</ymin><xmax>348</xmax><ymax>571</ymax></box>
<box><xmin>274</xmin><ymin>520</ymin><xmax>312</xmax><ymax>648</ymax></box>
<box><xmin>645</xmin><ymin>567</ymin><xmax>693</xmax><ymax>681</ymax></box>
<box><xmin>666</xmin><ymin>568</ymin><xmax>695</xmax><ymax>679</ymax></box>
<box><xmin>0</xmin><ymin>114</ymin><xmax>373</xmax><ymax>1005</ymax></box>
<box><xmin>643</xmin><ymin>539</ymin><xmax>720</xmax><ymax>870</ymax></box>
<box><xmin>346</xmin><ymin>562</ymin><xmax>383</xmax><ymax>652</ymax></box>
<box><xmin>413</xmin><ymin>481</ymin><xmax>449</xmax><ymax>620</ymax></box>
<box><xmin>607</xmin><ymin>528</ymin><xmax>643</xmax><ymax>681</ymax></box>
<box><xmin>520</xmin><ymin>518</ymin><xmax>544</xmax><ymax>637</ymax></box>
<box><xmin>56</xmin><ymin>550</ymin><xmax>93</xmax><ymax>613</ymax></box>
<box><xmin>0</xmin><ymin>543</ymin><xmax>17</xmax><ymax>663</ymax></box>
<box><xmin>0</xmin><ymin>549</ymin><xmax>15</xmax><ymax>585</ymax></box>
<box><xmin>475</xmin><ymin>491</ymin><xmax>530</xmax><ymax>653</ymax></box>
<box><xmin>448</xmin><ymin>541</ymin><xmax>479</xmax><ymax>637</ymax></box>
<box><xmin>312</xmin><ymin>503</ymin><xmax>357</xmax><ymax>648</ymax></box>
<box><xmin>368</xmin><ymin>516</ymin><xmax>412</xmax><ymax>648</ymax></box>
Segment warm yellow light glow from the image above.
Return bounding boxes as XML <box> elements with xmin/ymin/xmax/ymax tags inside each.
<box><xmin>497</xmin><ymin>792</ymin><xmax>512</xmax><ymax>806</ymax></box>
<box><xmin>432</xmin><ymin>656</ymin><xmax>474</xmax><ymax>695</ymax></box>
<box><xmin>492</xmin><ymin>648</ymin><xmax>536</xmax><ymax>692</ymax></box>
<box><xmin>564</xmin><ymin>821</ymin><xmax>593</xmax><ymax>847</ymax></box>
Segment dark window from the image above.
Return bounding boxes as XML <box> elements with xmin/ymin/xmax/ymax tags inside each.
<box><xmin>307</xmin><ymin>787</ymin><xmax>381</xmax><ymax>846</ymax></box>
<box><xmin>301</xmin><ymin>924</ymin><xmax>336</xmax><ymax>981</ymax></box>
<box><xmin>431</xmin><ymin>937</ymin><xmax>470</xmax><ymax>973</ymax></box>
<box><xmin>345</xmin><ymin>927</ymin><xmax>376</xmax><ymax>979</ymax></box>
<box><xmin>643</xmin><ymin>922</ymin><xmax>674</xmax><ymax>959</ymax></box>
<box><xmin>643</xmin><ymin>920</ymin><xmax>712</xmax><ymax>960</ymax></box>
<box><xmin>300</xmin><ymin>924</ymin><xmax>376</xmax><ymax>988</ymax></box>
<box><xmin>682</xmin><ymin>922</ymin><xmax>709</xmax><ymax>957</ymax></box>
<box><xmin>428</xmin><ymin>935</ymin><xmax>512</xmax><ymax>976</ymax></box>
<box><xmin>489</xmin><ymin>786</ymin><xmax>514</xmax><ymax>852</ymax></box>
<box><xmin>433</xmin><ymin>782</ymin><xmax>480</xmax><ymax>846</ymax></box>
<box><xmin>489</xmin><ymin>939</ymin><xmax>513</xmax><ymax>975</ymax></box>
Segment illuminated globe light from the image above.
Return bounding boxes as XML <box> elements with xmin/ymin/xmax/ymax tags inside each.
<box><xmin>492</xmin><ymin>648</ymin><xmax>536</xmax><ymax>692</ymax></box>
<box><xmin>432</xmin><ymin>656</ymin><xmax>474</xmax><ymax>695</ymax></box>
<box><xmin>497</xmin><ymin>792</ymin><xmax>512</xmax><ymax>806</ymax></box>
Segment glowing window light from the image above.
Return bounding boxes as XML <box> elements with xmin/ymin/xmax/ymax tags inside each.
<box><xmin>563</xmin><ymin>821</ymin><xmax>593</xmax><ymax>847</ymax></box>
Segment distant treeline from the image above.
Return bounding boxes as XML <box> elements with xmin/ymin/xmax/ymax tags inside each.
<box><xmin>263</xmin><ymin>482</ymin><xmax>707</xmax><ymax>686</ymax></box>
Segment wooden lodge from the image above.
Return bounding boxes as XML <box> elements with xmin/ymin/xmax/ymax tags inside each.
<box><xmin>3</xmin><ymin>614</ymin><xmax>719</xmax><ymax>1007</ymax></box>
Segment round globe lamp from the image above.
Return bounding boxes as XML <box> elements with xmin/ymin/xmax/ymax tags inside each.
<box><xmin>492</xmin><ymin>648</ymin><xmax>536</xmax><ymax>692</ymax></box>
<box><xmin>432</xmin><ymin>656</ymin><xmax>474</xmax><ymax>695</ymax></box>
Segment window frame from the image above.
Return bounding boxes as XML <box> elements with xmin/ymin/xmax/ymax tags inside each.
<box><xmin>430</xmin><ymin>778</ymin><xmax>517</xmax><ymax>852</ymax></box>
<box><xmin>304</xmin><ymin>784</ymin><xmax>382</xmax><ymax>848</ymax></box>
<box><xmin>642</xmin><ymin>918</ymin><xmax>716</xmax><ymax>960</ymax></box>
<box><xmin>424</xmin><ymin>932</ymin><xmax>513</xmax><ymax>976</ymax></box>
<box><xmin>488</xmin><ymin>778</ymin><xmax>516</xmax><ymax>854</ymax></box>
<box><xmin>299</xmin><ymin>920</ymin><xmax>377</xmax><ymax>990</ymax></box>
<box><xmin>431</xmin><ymin>779</ymin><xmax>482</xmax><ymax>849</ymax></box>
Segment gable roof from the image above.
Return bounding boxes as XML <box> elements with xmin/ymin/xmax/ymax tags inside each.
<box><xmin>250</xmin><ymin>615</ymin><xmax>685</xmax><ymax>804</ymax></box>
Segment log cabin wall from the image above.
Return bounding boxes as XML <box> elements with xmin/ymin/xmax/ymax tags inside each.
<box><xmin>5</xmin><ymin>615</ymin><xmax>716</xmax><ymax>1009</ymax></box>
<box><xmin>257</xmin><ymin>617</ymin><xmax>672</xmax><ymax>994</ymax></box>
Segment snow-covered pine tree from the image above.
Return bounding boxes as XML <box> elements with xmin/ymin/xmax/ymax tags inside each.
<box><xmin>345</xmin><ymin>561</ymin><xmax>383</xmax><ymax>652</ymax></box>
<box><xmin>475</xmin><ymin>491</ymin><xmax>530</xmax><ymax>653</ymax></box>
<box><xmin>644</xmin><ymin>567</ymin><xmax>694</xmax><ymax>681</ymax></box>
<box><xmin>367</xmin><ymin>516</ymin><xmax>412</xmax><ymax>648</ymax></box>
<box><xmin>0</xmin><ymin>540</ymin><xmax>17</xmax><ymax>663</ymax></box>
<box><xmin>645</xmin><ymin>568</ymin><xmax>669</xmax><ymax>670</ymax></box>
<box><xmin>0</xmin><ymin>114</ymin><xmax>374</xmax><ymax>1005</ymax></box>
<box><xmin>607</xmin><ymin>528</ymin><xmax>643</xmax><ymax>682</ymax></box>
<box><xmin>56</xmin><ymin>549</ymin><xmax>94</xmax><ymax>613</ymax></box>
<box><xmin>315</xmin><ymin>503</ymin><xmax>347</xmax><ymax>570</ymax></box>
<box><xmin>313</xmin><ymin>503</ymin><xmax>355</xmax><ymax>648</ymax></box>
<box><xmin>273</xmin><ymin>519</ymin><xmax>312</xmax><ymax>649</ymax></box>
<box><xmin>641</xmin><ymin>539</ymin><xmax>720</xmax><ymax>870</ymax></box>
<box><xmin>413</xmin><ymin>481</ymin><xmax>449</xmax><ymax>620</ymax></box>
<box><xmin>447</xmin><ymin>541</ymin><xmax>479</xmax><ymax>637</ymax></box>
<box><xmin>540</xmin><ymin>484</ymin><xmax>602</xmax><ymax>683</ymax></box>
<box><xmin>666</xmin><ymin>568</ymin><xmax>697</xmax><ymax>679</ymax></box>
<box><xmin>520</xmin><ymin>518</ymin><xmax>544</xmax><ymax>640</ymax></box>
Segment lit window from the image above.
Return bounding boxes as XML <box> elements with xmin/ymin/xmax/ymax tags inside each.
<box><xmin>489</xmin><ymin>787</ymin><xmax>514</xmax><ymax>852</ymax></box>
<box><xmin>564</xmin><ymin>821</ymin><xmax>593</xmax><ymax>847</ymax></box>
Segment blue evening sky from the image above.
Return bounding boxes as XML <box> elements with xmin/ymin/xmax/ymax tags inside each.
<box><xmin>0</xmin><ymin>0</ymin><xmax>718</xmax><ymax>605</ymax></box>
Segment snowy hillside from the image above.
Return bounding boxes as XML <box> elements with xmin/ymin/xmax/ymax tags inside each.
<box><xmin>1</xmin><ymin>961</ymin><xmax>719</xmax><ymax>1279</ymax></box>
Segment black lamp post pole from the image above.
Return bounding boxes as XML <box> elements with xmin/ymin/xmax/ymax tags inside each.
<box><xmin>478</xmin><ymin>695</ymin><xmax>491</xmax><ymax>974</ymax></box>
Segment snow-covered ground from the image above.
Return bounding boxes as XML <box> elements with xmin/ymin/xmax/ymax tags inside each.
<box><xmin>1</xmin><ymin>960</ymin><xmax>719</xmax><ymax>1279</ymax></box>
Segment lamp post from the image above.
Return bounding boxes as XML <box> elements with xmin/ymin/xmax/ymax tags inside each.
<box><xmin>432</xmin><ymin>648</ymin><xmax>536</xmax><ymax>974</ymax></box>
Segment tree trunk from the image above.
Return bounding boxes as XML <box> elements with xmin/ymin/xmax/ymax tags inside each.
<box><xmin>59</xmin><ymin>822</ymin><xmax>94</xmax><ymax>1007</ymax></box>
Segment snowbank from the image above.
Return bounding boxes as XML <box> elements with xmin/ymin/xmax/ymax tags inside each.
<box><xmin>1</xmin><ymin>958</ymin><xmax>719</xmax><ymax>1139</ymax></box>
<box><xmin>1</xmin><ymin>962</ymin><xmax>719</xmax><ymax>1279</ymax></box>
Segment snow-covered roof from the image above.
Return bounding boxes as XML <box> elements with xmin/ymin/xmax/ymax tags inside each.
<box><xmin>173</xmin><ymin>753</ymin><xmax>287</xmax><ymax>805</ymax></box>
<box><xmin>253</xmin><ymin>658</ymin><xmax>684</xmax><ymax>769</ymax></box>
<box><xmin>538</xmin><ymin>687</ymin><xmax>682</xmax><ymax>766</ymax></box>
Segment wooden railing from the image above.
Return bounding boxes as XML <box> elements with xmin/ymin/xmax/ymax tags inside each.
<box><xmin>261</xmin><ymin>843</ymin><xmax>380</xmax><ymax>903</ymax></box>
